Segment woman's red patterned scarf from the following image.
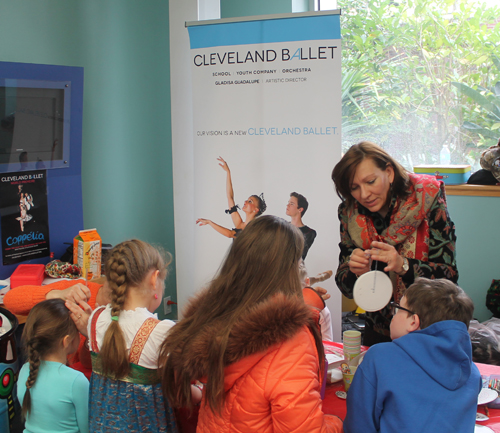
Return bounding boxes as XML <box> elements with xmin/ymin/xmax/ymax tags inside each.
<box><xmin>347</xmin><ymin>173</ymin><xmax>443</xmax><ymax>300</ymax></box>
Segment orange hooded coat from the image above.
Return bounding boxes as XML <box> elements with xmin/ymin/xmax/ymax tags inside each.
<box><xmin>179</xmin><ymin>291</ymin><xmax>343</xmax><ymax>433</ymax></box>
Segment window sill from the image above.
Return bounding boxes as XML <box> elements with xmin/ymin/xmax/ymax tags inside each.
<box><xmin>445</xmin><ymin>184</ymin><xmax>500</xmax><ymax>197</ymax></box>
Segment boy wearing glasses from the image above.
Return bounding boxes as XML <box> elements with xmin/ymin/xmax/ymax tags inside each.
<box><xmin>344</xmin><ymin>278</ymin><xmax>481</xmax><ymax>433</ymax></box>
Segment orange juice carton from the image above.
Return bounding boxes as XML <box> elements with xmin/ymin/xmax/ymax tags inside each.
<box><xmin>73</xmin><ymin>229</ymin><xmax>102</xmax><ymax>280</ymax></box>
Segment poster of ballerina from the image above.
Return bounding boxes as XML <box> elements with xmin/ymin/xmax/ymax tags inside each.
<box><xmin>0</xmin><ymin>170</ymin><xmax>50</xmax><ymax>265</ymax></box>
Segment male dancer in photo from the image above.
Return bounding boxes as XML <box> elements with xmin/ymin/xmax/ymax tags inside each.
<box><xmin>286</xmin><ymin>192</ymin><xmax>317</xmax><ymax>260</ymax></box>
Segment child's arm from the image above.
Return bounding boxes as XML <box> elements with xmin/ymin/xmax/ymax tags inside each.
<box><xmin>72</xmin><ymin>373</ymin><xmax>90</xmax><ymax>433</ymax></box>
<box><xmin>319</xmin><ymin>307</ymin><xmax>333</xmax><ymax>342</ymax></box>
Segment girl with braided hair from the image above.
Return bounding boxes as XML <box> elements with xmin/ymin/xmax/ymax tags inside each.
<box><xmin>17</xmin><ymin>298</ymin><xmax>89</xmax><ymax>433</ymax></box>
<box><xmin>83</xmin><ymin>239</ymin><xmax>185</xmax><ymax>433</ymax></box>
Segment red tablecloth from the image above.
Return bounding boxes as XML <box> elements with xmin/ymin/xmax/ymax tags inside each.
<box><xmin>322</xmin><ymin>361</ymin><xmax>500</xmax><ymax>432</ymax></box>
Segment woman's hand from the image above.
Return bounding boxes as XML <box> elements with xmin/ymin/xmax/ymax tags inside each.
<box><xmin>348</xmin><ymin>248</ymin><xmax>371</xmax><ymax>276</ymax></box>
<box><xmin>369</xmin><ymin>241</ymin><xmax>404</xmax><ymax>273</ymax></box>
<box><xmin>217</xmin><ymin>156</ymin><xmax>230</xmax><ymax>172</ymax></box>
<box><xmin>65</xmin><ymin>299</ymin><xmax>92</xmax><ymax>338</ymax></box>
<box><xmin>46</xmin><ymin>283</ymin><xmax>91</xmax><ymax>305</ymax></box>
<box><xmin>196</xmin><ymin>218</ymin><xmax>211</xmax><ymax>226</ymax></box>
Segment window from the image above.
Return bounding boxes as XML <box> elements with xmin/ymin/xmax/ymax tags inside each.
<box><xmin>321</xmin><ymin>0</ymin><xmax>500</xmax><ymax>171</ymax></box>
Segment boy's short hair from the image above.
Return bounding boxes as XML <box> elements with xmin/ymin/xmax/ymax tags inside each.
<box><xmin>404</xmin><ymin>278</ymin><xmax>474</xmax><ymax>330</ymax></box>
<box><xmin>290</xmin><ymin>192</ymin><xmax>309</xmax><ymax>216</ymax></box>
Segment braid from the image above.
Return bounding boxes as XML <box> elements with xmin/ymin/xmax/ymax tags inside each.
<box><xmin>108</xmin><ymin>252</ymin><xmax>128</xmax><ymax>316</ymax></box>
<box><xmin>100</xmin><ymin>250</ymin><xmax>130</xmax><ymax>378</ymax></box>
<box><xmin>99</xmin><ymin>239</ymin><xmax>170</xmax><ymax>379</ymax></box>
<box><xmin>22</xmin><ymin>342</ymin><xmax>41</xmax><ymax>418</ymax></box>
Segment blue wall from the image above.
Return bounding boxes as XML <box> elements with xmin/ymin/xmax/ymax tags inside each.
<box><xmin>0</xmin><ymin>1</ymin><xmax>177</xmax><ymax>318</ymax></box>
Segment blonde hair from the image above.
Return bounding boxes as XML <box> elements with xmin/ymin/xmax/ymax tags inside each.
<box><xmin>21</xmin><ymin>299</ymin><xmax>78</xmax><ymax>418</ymax></box>
<box><xmin>98</xmin><ymin>239</ymin><xmax>170</xmax><ymax>379</ymax></box>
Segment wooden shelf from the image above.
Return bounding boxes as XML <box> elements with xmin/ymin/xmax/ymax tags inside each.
<box><xmin>445</xmin><ymin>184</ymin><xmax>500</xmax><ymax>197</ymax></box>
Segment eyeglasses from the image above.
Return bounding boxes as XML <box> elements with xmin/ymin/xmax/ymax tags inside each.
<box><xmin>389</xmin><ymin>301</ymin><xmax>415</xmax><ymax>316</ymax></box>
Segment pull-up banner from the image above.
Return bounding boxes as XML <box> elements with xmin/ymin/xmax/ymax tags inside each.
<box><xmin>188</xmin><ymin>12</ymin><xmax>341</xmax><ymax>142</ymax></box>
<box><xmin>186</xmin><ymin>11</ymin><xmax>342</xmax><ymax>338</ymax></box>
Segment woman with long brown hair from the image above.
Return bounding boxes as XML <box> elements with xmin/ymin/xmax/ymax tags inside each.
<box><xmin>160</xmin><ymin>215</ymin><xmax>342</xmax><ymax>433</ymax></box>
<box><xmin>331</xmin><ymin>141</ymin><xmax>458</xmax><ymax>346</ymax></box>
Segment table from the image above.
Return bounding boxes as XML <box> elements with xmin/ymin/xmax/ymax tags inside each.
<box><xmin>322</xmin><ymin>361</ymin><xmax>500</xmax><ymax>432</ymax></box>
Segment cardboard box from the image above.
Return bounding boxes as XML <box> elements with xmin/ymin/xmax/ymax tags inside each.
<box><xmin>10</xmin><ymin>264</ymin><xmax>45</xmax><ymax>289</ymax></box>
<box><xmin>413</xmin><ymin>165</ymin><xmax>471</xmax><ymax>185</ymax></box>
<box><xmin>73</xmin><ymin>229</ymin><xmax>102</xmax><ymax>280</ymax></box>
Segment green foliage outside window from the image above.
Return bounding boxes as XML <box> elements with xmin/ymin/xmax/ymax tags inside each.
<box><xmin>339</xmin><ymin>0</ymin><xmax>500</xmax><ymax>169</ymax></box>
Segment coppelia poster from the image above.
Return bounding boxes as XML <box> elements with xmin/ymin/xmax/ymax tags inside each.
<box><xmin>0</xmin><ymin>170</ymin><xmax>50</xmax><ymax>265</ymax></box>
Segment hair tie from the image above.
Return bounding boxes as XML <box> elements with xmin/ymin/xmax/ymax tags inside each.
<box><xmin>111</xmin><ymin>316</ymin><xmax>119</xmax><ymax>321</ymax></box>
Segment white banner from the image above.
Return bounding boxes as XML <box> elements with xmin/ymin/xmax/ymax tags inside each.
<box><xmin>186</xmin><ymin>12</ymin><xmax>342</xmax><ymax>339</ymax></box>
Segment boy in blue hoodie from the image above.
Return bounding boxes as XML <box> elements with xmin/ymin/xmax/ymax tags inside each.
<box><xmin>344</xmin><ymin>278</ymin><xmax>481</xmax><ymax>433</ymax></box>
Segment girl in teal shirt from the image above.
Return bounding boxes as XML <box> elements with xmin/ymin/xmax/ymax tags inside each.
<box><xmin>17</xmin><ymin>299</ymin><xmax>89</xmax><ymax>433</ymax></box>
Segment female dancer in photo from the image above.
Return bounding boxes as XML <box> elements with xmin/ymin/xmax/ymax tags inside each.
<box><xmin>196</xmin><ymin>157</ymin><xmax>266</xmax><ymax>238</ymax></box>
<box><xmin>16</xmin><ymin>192</ymin><xmax>33</xmax><ymax>232</ymax></box>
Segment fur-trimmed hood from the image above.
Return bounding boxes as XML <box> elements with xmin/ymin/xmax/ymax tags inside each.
<box><xmin>179</xmin><ymin>290</ymin><xmax>316</xmax><ymax>381</ymax></box>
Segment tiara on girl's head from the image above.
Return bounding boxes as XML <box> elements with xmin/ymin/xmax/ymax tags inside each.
<box><xmin>257</xmin><ymin>193</ymin><xmax>267</xmax><ymax>215</ymax></box>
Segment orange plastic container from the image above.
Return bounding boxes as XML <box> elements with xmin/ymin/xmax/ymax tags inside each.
<box><xmin>10</xmin><ymin>264</ymin><xmax>46</xmax><ymax>288</ymax></box>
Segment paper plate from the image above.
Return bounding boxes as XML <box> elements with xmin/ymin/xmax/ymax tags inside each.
<box><xmin>478</xmin><ymin>388</ymin><xmax>498</xmax><ymax>406</ymax></box>
<box><xmin>476</xmin><ymin>413</ymin><xmax>489</xmax><ymax>422</ymax></box>
<box><xmin>353</xmin><ymin>271</ymin><xmax>392</xmax><ymax>312</ymax></box>
<box><xmin>474</xmin><ymin>424</ymin><xmax>494</xmax><ymax>433</ymax></box>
